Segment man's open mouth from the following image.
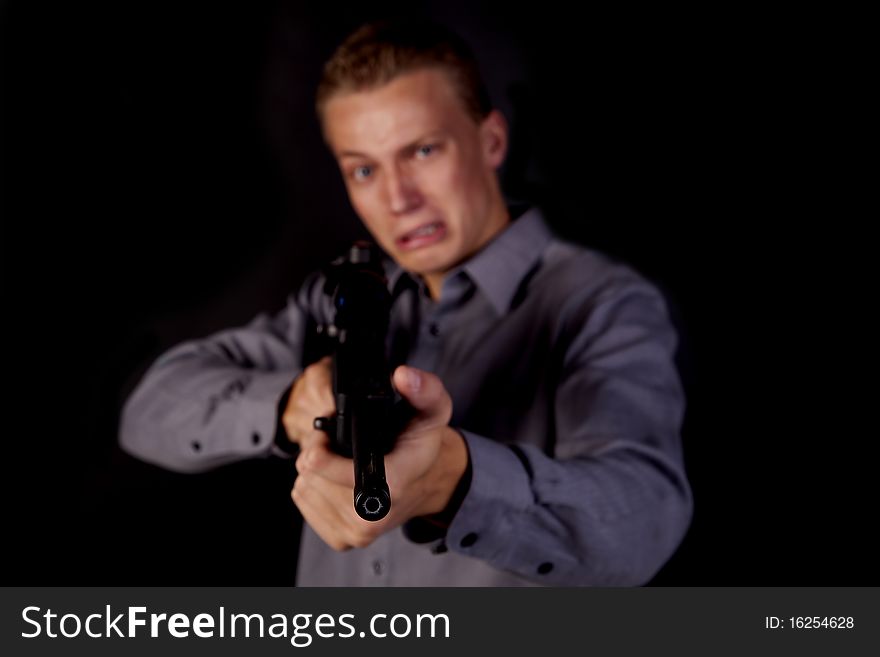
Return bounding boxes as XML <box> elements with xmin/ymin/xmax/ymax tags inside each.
<box><xmin>397</xmin><ymin>221</ymin><xmax>447</xmax><ymax>250</ymax></box>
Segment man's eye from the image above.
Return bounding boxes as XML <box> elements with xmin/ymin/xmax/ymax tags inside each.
<box><xmin>351</xmin><ymin>166</ymin><xmax>372</xmax><ymax>181</ymax></box>
<box><xmin>415</xmin><ymin>144</ymin><xmax>436</xmax><ymax>159</ymax></box>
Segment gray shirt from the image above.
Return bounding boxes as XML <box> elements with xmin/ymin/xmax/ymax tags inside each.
<box><xmin>120</xmin><ymin>207</ymin><xmax>692</xmax><ymax>586</ymax></box>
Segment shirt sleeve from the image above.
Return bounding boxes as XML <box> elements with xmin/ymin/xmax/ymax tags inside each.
<box><xmin>444</xmin><ymin>275</ymin><xmax>693</xmax><ymax>586</ymax></box>
<box><xmin>119</xmin><ymin>272</ymin><xmax>330</xmax><ymax>473</ymax></box>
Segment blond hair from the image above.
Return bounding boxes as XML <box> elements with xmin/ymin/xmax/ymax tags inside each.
<box><xmin>316</xmin><ymin>19</ymin><xmax>492</xmax><ymax>124</ymax></box>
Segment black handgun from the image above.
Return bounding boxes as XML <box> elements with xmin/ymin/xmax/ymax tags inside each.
<box><xmin>312</xmin><ymin>242</ymin><xmax>405</xmax><ymax>521</ymax></box>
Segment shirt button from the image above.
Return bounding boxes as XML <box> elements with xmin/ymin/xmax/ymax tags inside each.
<box><xmin>252</xmin><ymin>432</ymin><xmax>261</xmax><ymax>445</ymax></box>
<box><xmin>372</xmin><ymin>560</ymin><xmax>385</xmax><ymax>575</ymax></box>
<box><xmin>431</xmin><ymin>542</ymin><xmax>448</xmax><ymax>555</ymax></box>
<box><xmin>537</xmin><ymin>562</ymin><xmax>554</xmax><ymax>575</ymax></box>
<box><xmin>460</xmin><ymin>532</ymin><xmax>478</xmax><ymax>548</ymax></box>
<box><xmin>191</xmin><ymin>441</ymin><xmax>202</xmax><ymax>452</ymax></box>
<box><xmin>428</xmin><ymin>323</ymin><xmax>440</xmax><ymax>337</ymax></box>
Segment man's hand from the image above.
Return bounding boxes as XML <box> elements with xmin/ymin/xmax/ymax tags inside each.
<box><xmin>291</xmin><ymin>365</ymin><xmax>469</xmax><ymax>551</ymax></box>
<box><xmin>281</xmin><ymin>356</ymin><xmax>335</xmax><ymax>450</ymax></box>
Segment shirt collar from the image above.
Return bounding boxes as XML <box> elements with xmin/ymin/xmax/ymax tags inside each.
<box><xmin>384</xmin><ymin>206</ymin><xmax>553</xmax><ymax>314</ymax></box>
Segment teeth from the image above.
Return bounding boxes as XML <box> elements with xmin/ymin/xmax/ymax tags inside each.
<box><xmin>410</xmin><ymin>223</ymin><xmax>438</xmax><ymax>238</ymax></box>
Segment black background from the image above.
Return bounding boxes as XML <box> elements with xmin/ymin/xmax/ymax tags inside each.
<box><xmin>2</xmin><ymin>2</ymin><xmax>872</xmax><ymax>584</ymax></box>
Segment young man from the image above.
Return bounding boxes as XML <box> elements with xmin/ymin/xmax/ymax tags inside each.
<box><xmin>120</xmin><ymin>19</ymin><xmax>692</xmax><ymax>586</ymax></box>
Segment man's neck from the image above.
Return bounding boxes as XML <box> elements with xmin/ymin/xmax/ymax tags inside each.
<box><xmin>423</xmin><ymin>273</ymin><xmax>444</xmax><ymax>301</ymax></box>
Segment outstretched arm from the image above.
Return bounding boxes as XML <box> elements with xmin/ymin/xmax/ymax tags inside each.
<box><xmin>119</xmin><ymin>273</ymin><xmax>330</xmax><ymax>473</ymax></box>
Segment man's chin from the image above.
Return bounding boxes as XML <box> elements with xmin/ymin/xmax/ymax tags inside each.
<box><xmin>396</xmin><ymin>250</ymin><xmax>455</xmax><ymax>277</ymax></box>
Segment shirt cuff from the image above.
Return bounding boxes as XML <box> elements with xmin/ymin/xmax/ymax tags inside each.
<box><xmin>444</xmin><ymin>430</ymin><xmax>532</xmax><ymax>561</ymax></box>
<box><xmin>233</xmin><ymin>370</ymin><xmax>299</xmax><ymax>460</ymax></box>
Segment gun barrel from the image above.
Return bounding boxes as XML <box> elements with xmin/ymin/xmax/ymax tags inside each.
<box><xmin>338</xmin><ymin>393</ymin><xmax>392</xmax><ymax>521</ymax></box>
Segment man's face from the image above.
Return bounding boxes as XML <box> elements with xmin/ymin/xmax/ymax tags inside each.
<box><xmin>322</xmin><ymin>68</ymin><xmax>507</xmax><ymax>278</ymax></box>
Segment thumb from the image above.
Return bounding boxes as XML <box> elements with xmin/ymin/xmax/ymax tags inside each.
<box><xmin>392</xmin><ymin>366</ymin><xmax>452</xmax><ymax>428</ymax></box>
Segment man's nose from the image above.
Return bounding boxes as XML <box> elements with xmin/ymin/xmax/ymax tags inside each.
<box><xmin>385</xmin><ymin>166</ymin><xmax>422</xmax><ymax>215</ymax></box>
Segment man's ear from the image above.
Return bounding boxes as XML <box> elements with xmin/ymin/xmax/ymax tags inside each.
<box><xmin>480</xmin><ymin>110</ymin><xmax>508</xmax><ymax>169</ymax></box>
